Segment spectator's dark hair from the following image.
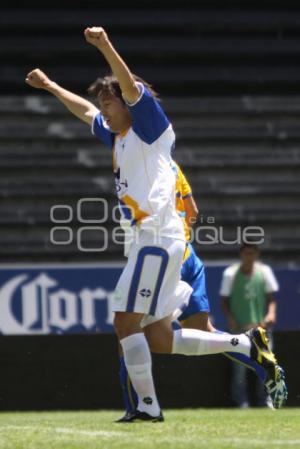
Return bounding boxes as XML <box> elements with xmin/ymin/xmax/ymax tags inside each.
<box><xmin>240</xmin><ymin>240</ymin><xmax>260</xmax><ymax>253</ymax></box>
<box><xmin>87</xmin><ymin>74</ymin><xmax>159</xmax><ymax>105</ymax></box>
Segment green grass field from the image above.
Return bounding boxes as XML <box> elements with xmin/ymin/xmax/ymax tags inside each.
<box><xmin>0</xmin><ymin>409</ymin><xmax>299</xmax><ymax>449</ymax></box>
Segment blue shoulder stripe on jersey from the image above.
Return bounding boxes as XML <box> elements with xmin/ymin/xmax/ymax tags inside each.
<box><xmin>128</xmin><ymin>84</ymin><xmax>170</xmax><ymax>145</ymax></box>
<box><xmin>126</xmin><ymin>246</ymin><xmax>169</xmax><ymax>315</ymax></box>
<box><xmin>92</xmin><ymin>113</ymin><xmax>115</xmax><ymax>149</ymax></box>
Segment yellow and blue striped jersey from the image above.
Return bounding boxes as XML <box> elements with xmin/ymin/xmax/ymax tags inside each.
<box><xmin>172</xmin><ymin>161</ymin><xmax>193</xmax><ymax>242</ymax></box>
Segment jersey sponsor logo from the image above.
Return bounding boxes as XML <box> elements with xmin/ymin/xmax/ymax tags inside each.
<box><xmin>114</xmin><ymin>167</ymin><xmax>128</xmax><ymax>197</ymax></box>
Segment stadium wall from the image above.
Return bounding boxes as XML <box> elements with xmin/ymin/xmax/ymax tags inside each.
<box><xmin>0</xmin><ymin>264</ymin><xmax>299</xmax><ymax>334</ymax></box>
<box><xmin>0</xmin><ymin>264</ymin><xmax>298</xmax><ymax>409</ymax></box>
<box><xmin>0</xmin><ymin>332</ymin><xmax>298</xmax><ymax>411</ymax></box>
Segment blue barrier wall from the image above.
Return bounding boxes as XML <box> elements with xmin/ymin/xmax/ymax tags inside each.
<box><xmin>0</xmin><ymin>264</ymin><xmax>299</xmax><ymax>334</ymax></box>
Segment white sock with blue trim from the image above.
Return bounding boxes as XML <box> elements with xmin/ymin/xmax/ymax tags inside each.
<box><xmin>120</xmin><ymin>332</ymin><xmax>160</xmax><ymax>417</ymax></box>
<box><xmin>172</xmin><ymin>328</ymin><xmax>251</xmax><ymax>356</ymax></box>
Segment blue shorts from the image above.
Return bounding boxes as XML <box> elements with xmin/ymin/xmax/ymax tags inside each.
<box><xmin>178</xmin><ymin>243</ymin><xmax>210</xmax><ymax>321</ymax></box>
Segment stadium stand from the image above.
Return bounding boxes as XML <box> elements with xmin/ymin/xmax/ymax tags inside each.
<box><xmin>1</xmin><ymin>1</ymin><xmax>300</xmax><ymax>263</ymax></box>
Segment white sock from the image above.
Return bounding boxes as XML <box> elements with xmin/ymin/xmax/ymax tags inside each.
<box><xmin>120</xmin><ymin>332</ymin><xmax>160</xmax><ymax>417</ymax></box>
<box><xmin>172</xmin><ymin>328</ymin><xmax>251</xmax><ymax>357</ymax></box>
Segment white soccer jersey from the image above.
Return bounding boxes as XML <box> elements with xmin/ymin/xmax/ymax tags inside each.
<box><xmin>219</xmin><ymin>262</ymin><xmax>280</xmax><ymax>297</ymax></box>
<box><xmin>92</xmin><ymin>82</ymin><xmax>184</xmax><ymax>241</ymax></box>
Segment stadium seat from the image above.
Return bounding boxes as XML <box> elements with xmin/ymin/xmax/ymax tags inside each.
<box><xmin>1</xmin><ymin>1</ymin><xmax>300</xmax><ymax>262</ymax></box>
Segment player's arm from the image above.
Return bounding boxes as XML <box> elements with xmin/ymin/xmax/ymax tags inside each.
<box><xmin>84</xmin><ymin>27</ymin><xmax>140</xmax><ymax>104</ymax></box>
<box><xmin>262</xmin><ymin>293</ymin><xmax>277</xmax><ymax>328</ymax></box>
<box><xmin>220</xmin><ymin>268</ymin><xmax>238</xmax><ymax>330</ymax></box>
<box><xmin>178</xmin><ymin>164</ymin><xmax>198</xmax><ymax>227</ymax></box>
<box><xmin>25</xmin><ymin>69</ymin><xmax>99</xmax><ymax>125</ymax></box>
<box><xmin>221</xmin><ymin>296</ymin><xmax>238</xmax><ymax>331</ymax></box>
<box><xmin>261</xmin><ymin>265</ymin><xmax>279</xmax><ymax>328</ymax></box>
<box><xmin>183</xmin><ymin>195</ymin><xmax>198</xmax><ymax>228</ymax></box>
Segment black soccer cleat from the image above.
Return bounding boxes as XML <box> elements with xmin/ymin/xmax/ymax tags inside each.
<box><xmin>115</xmin><ymin>409</ymin><xmax>164</xmax><ymax>423</ymax></box>
<box><xmin>115</xmin><ymin>411</ymin><xmax>137</xmax><ymax>423</ymax></box>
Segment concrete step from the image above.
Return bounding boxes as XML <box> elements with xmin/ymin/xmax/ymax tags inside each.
<box><xmin>4</xmin><ymin>95</ymin><xmax>300</xmax><ymax>115</ymax></box>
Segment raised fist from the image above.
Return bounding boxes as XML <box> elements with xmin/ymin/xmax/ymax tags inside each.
<box><xmin>84</xmin><ymin>27</ymin><xmax>109</xmax><ymax>49</ymax></box>
<box><xmin>25</xmin><ymin>69</ymin><xmax>52</xmax><ymax>89</ymax></box>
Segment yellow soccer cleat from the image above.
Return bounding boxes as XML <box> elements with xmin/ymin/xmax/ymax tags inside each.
<box><xmin>246</xmin><ymin>326</ymin><xmax>288</xmax><ymax>408</ymax></box>
<box><xmin>246</xmin><ymin>327</ymin><xmax>277</xmax><ymax>369</ymax></box>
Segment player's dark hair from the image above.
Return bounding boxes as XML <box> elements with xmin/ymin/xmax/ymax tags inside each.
<box><xmin>240</xmin><ymin>241</ymin><xmax>260</xmax><ymax>253</ymax></box>
<box><xmin>87</xmin><ymin>74</ymin><xmax>160</xmax><ymax>104</ymax></box>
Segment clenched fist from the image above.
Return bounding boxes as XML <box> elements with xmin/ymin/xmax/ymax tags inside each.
<box><xmin>25</xmin><ymin>69</ymin><xmax>52</xmax><ymax>89</ymax></box>
<box><xmin>84</xmin><ymin>27</ymin><xmax>109</xmax><ymax>49</ymax></box>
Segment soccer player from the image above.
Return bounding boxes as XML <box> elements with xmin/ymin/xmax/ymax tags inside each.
<box><xmin>117</xmin><ymin>161</ymin><xmax>287</xmax><ymax>420</ymax></box>
<box><xmin>26</xmin><ymin>26</ymin><xmax>286</xmax><ymax>422</ymax></box>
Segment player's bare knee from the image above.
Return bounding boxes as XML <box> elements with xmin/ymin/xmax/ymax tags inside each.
<box><xmin>182</xmin><ymin>312</ymin><xmax>212</xmax><ymax>332</ymax></box>
<box><xmin>113</xmin><ymin>312</ymin><xmax>142</xmax><ymax>340</ymax></box>
<box><xmin>146</xmin><ymin>331</ymin><xmax>172</xmax><ymax>354</ymax></box>
<box><xmin>113</xmin><ymin>315</ymin><xmax>129</xmax><ymax>339</ymax></box>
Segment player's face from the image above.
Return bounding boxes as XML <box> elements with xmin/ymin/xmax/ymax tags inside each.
<box><xmin>240</xmin><ymin>247</ymin><xmax>259</xmax><ymax>267</ymax></box>
<box><xmin>99</xmin><ymin>95</ymin><xmax>132</xmax><ymax>133</ymax></box>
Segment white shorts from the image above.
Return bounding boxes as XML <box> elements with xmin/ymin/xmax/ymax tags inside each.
<box><xmin>112</xmin><ymin>231</ymin><xmax>192</xmax><ymax>327</ymax></box>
